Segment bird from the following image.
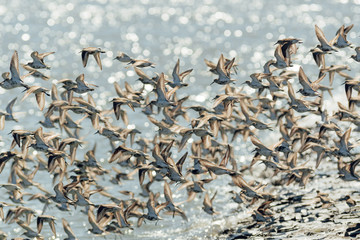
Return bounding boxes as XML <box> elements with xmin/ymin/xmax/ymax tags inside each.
<box><xmin>272</xmin><ymin>44</ymin><xmax>291</xmax><ymax>69</ymax></box>
<box><xmin>252</xmin><ymin>200</ymin><xmax>274</xmax><ymax>222</ymax></box>
<box><xmin>113</xmin><ymin>52</ymin><xmax>133</xmax><ymax>62</ymax></box>
<box><xmin>198</xmin><ymin>158</ymin><xmax>236</xmax><ymax>176</ymax></box>
<box><xmin>163</xmin><ymin>181</ymin><xmax>188</xmax><ymax>221</ymax></box>
<box><xmin>114</xmin><ymin>52</ymin><xmax>156</xmax><ymax>68</ymax></box>
<box><xmin>128</xmin><ymin>59</ymin><xmax>155</xmax><ymax>68</ymax></box>
<box><xmin>71</xmin><ymin>73</ymin><xmax>97</xmax><ymax>94</ymax></box>
<box><xmin>137</xmin><ymin>192</ymin><xmax>166</xmax><ymax>226</ymax></box>
<box><xmin>310</xmin><ymin>46</ymin><xmax>328</xmax><ymax>68</ymax></box>
<box><xmin>80</xmin><ymin>47</ymin><xmax>105</xmax><ymax>70</ymax></box>
<box><xmin>316</xmin><ymin>191</ymin><xmax>334</xmax><ymax>208</ymax></box>
<box><xmin>243</xmin><ymin>73</ymin><xmax>270</xmax><ymax>94</ymax></box>
<box><xmin>28</xmin><ymin>127</ymin><xmax>55</xmax><ymax>153</ymax></box>
<box><xmin>16</xmin><ymin>220</ymin><xmax>42</xmax><ymax>238</ymax></box>
<box><xmin>266</xmin><ymin>76</ymin><xmax>284</xmax><ymax>92</ymax></box>
<box><xmin>58</xmin><ymin>137</ymin><xmax>83</xmax><ymax>163</ymax></box>
<box><xmin>5</xmin><ymin>97</ymin><xmax>18</xmax><ymax>122</ymax></box>
<box><xmin>168</xmin><ymin>58</ymin><xmax>192</xmax><ymax>88</ymax></box>
<box><xmin>0</xmin><ymin>230</ymin><xmax>6</xmax><ymax>240</ymax></box>
<box><xmin>342</xmin><ymin>195</ymin><xmax>356</xmax><ymax>211</ymax></box>
<box><xmin>0</xmin><ymin>110</ymin><xmax>9</xmax><ymax>130</ymax></box>
<box><xmin>22</xmin><ymin>64</ymin><xmax>50</xmax><ymax>80</ymax></box>
<box><xmin>332</xmin><ymin>24</ymin><xmax>353</xmax><ymax>48</ymax></box>
<box><xmin>205</xmin><ymin>56</ymin><xmax>239</xmax><ymax>74</ymax></box>
<box><xmin>1</xmin><ymin>50</ymin><xmax>31</xmax><ymax>89</ymax></box>
<box><xmin>318</xmin><ymin>121</ymin><xmax>341</xmax><ymax>138</ymax></box>
<box><xmin>298</xmin><ymin>66</ymin><xmax>326</xmax><ymax>96</ymax></box>
<box><xmin>37</xmin><ymin>215</ymin><xmax>56</xmax><ymax>236</ymax></box>
<box><xmin>351</xmin><ymin>47</ymin><xmax>360</xmax><ymax>62</ymax></box>
<box><xmin>274</xmin><ymin>38</ymin><xmax>302</xmax><ymax>55</ymax></box>
<box><xmin>0</xmin><ymin>152</ymin><xmax>16</xmax><ymax>174</ymax></box>
<box><xmin>133</xmin><ymin>67</ymin><xmax>156</xmax><ymax>85</ymax></box>
<box><xmin>25</xmin><ymin>51</ymin><xmax>55</xmax><ymax>69</ymax></box>
<box><xmin>62</xmin><ymin>218</ymin><xmax>78</xmax><ymax>240</ymax></box>
<box><xmin>210</xmin><ymin>54</ymin><xmax>236</xmax><ymax>85</ymax></box>
<box><xmin>314</xmin><ymin>24</ymin><xmax>338</xmax><ymax>52</ymax></box>
<box><xmin>240</xmin><ymin>101</ymin><xmax>273</xmax><ymax>130</ymax></box>
<box><xmin>50</xmin><ymin>182</ymin><xmax>73</xmax><ymax>204</ymax></box>
<box><xmin>301</xmin><ymin>142</ymin><xmax>331</xmax><ymax>168</ymax></box>
<box><xmin>0</xmin><ymin>201</ymin><xmax>13</xmax><ymax>221</ymax></box>
<box><xmin>202</xmin><ymin>191</ymin><xmax>218</xmax><ymax>215</ymax></box>
<box><xmin>333</xmin><ymin>128</ymin><xmax>354</xmax><ymax>157</ymax></box>
<box><xmin>149</xmin><ymin>72</ymin><xmax>179</xmax><ymax>108</ymax></box>
<box><xmin>231</xmin><ymin>175</ymin><xmax>264</xmax><ymax>199</ymax></box>
<box><xmin>321</xmin><ymin>64</ymin><xmax>350</xmax><ymax>86</ymax></box>
<box><xmin>338</xmin><ymin>157</ymin><xmax>360</xmax><ymax>181</ymax></box>
<box><xmin>340</xmin><ymin>194</ymin><xmax>356</xmax><ymax>206</ymax></box>
<box><xmin>21</xmin><ymin>85</ymin><xmax>50</xmax><ymax>111</ymax></box>
<box><xmin>287</xmin><ymin>82</ymin><xmax>314</xmax><ymax>113</ymax></box>
<box><xmin>250</xmin><ymin>136</ymin><xmax>282</xmax><ymax>164</ymax></box>
<box><xmin>263</xmin><ymin>59</ymin><xmax>276</xmax><ymax>74</ymax></box>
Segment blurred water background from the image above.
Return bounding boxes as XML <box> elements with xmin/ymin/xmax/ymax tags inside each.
<box><xmin>0</xmin><ymin>0</ymin><xmax>359</xmax><ymax>239</ymax></box>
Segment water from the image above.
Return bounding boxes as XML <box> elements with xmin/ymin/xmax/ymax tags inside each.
<box><xmin>0</xmin><ymin>0</ymin><xmax>359</xmax><ymax>239</ymax></box>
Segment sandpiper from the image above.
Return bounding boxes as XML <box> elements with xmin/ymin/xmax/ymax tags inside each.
<box><xmin>115</xmin><ymin>52</ymin><xmax>156</xmax><ymax>68</ymax></box>
<box><xmin>332</xmin><ymin>24</ymin><xmax>353</xmax><ymax>48</ymax></box>
<box><xmin>37</xmin><ymin>215</ymin><xmax>56</xmax><ymax>236</ymax></box>
<box><xmin>169</xmin><ymin>59</ymin><xmax>192</xmax><ymax>88</ymax></box>
<box><xmin>298</xmin><ymin>66</ymin><xmax>326</xmax><ymax>96</ymax></box>
<box><xmin>202</xmin><ymin>192</ymin><xmax>218</xmax><ymax>215</ymax></box>
<box><xmin>5</xmin><ymin>98</ymin><xmax>18</xmax><ymax>122</ymax></box>
<box><xmin>62</xmin><ymin>218</ymin><xmax>78</xmax><ymax>240</ymax></box>
<box><xmin>21</xmin><ymin>85</ymin><xmax>50</xmax><ymax>111</ymax></box>
<box><xmin>351</xmin><ymin>47</ymin><xmax>360</xmax><ymax>62</ymax></box>
<box><xmin>72</xmin><ymin>73</ymin><xmax>97</xmax><ymax>94</ymax></box>
<box><xmin>272</xmin><ymin>44</ymin><xmax>291</xmax><ymax>69</ymax></box>
<box><xmin>80</xmin><ymin>47</ymin><xmax>105</xmax><ymax>70</ymax></box>
<box><xmin>210</xmin><ymin>54</ymin><xmax>236</xmax><ymax>85</ymax></box>
<box><xmin>315</xmin><ymin>24</ymin><xmax>338</xmax><ymax>52</ymax></box>
<box><xmin>1</xmin><ymin>51</ymin><xmax>31</xmax><ymax>89</ymax></box>
<box><xmin>22</xmin><ymin>64</ymin><xmax>50</xmax><ymax>80</ymax></box>
<box><xmin>26</xmin><ymin>51</ymin><xmax>55</xmax><ymax>69</ymax></box>
<box><xmin>114</xmin><ymin>52</ymin><xmax>133</xmax><ymax>62</ymax></box>
<box><xmin>149</xmin><ymin>72</ymin><xmax>179</xmax><ymax>108</ymax></box>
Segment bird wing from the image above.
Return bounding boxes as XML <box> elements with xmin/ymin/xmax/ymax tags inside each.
<box><xmin>6</xmin><ymin>97</ymin><xmax>17</xmax><ymax>115</ymax></box>
<box><xmin>81</xmin><ymin>51</ymin><xmax>89</xmax><ymax>67</ymax></box>
<box><xmin>298</xmin><ymin>67</ymin><xmax>313</xmax><ymax>91</ymax></box>
<box><xmin>10</xmin><ymin>51</ymin><xmax>20</xmax><ymax>80</ymax></box>
<box><xmin>93</xmin><ymin>52</ymin><xmax>103</xmax><ymax>70</ymax></box>
<box><xmin>35</xmin><ymin>92</ymin><xmax>45</xmax><ymax>111</ymax></box>
<box><xmin>315</xmin><ymin>25</ymin><xmax>332</xmax><ymax>47</ymax></box>
<box><xmin>38</xmin><ymin>51</ymin><xmax>55</xmax><ymax>59</ymax></box>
